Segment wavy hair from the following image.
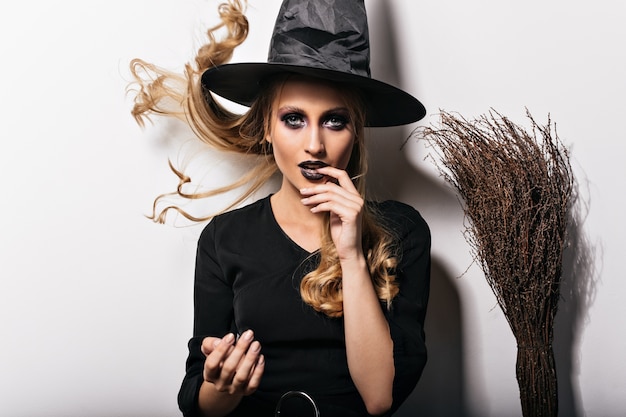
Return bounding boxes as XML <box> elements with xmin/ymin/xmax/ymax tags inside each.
<box><xmin>128</xmin><ymin>0</ymin><xmax>399</xmax><ymax>316</ymax></box>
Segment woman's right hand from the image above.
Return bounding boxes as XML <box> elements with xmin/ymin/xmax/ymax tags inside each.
<box><xmin>201</xmin><ymin>329</ymin><xmax>265</xmax><ymax>396</ymax></box>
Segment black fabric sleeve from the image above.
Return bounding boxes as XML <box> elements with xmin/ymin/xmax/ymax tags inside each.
<box><xmin>178</xmin><ymin>219</ymin><xmax>236</xmax><ymax>417</ymax></box>
<box><xmin>382</xmin><ymin>202</ymin><xmax>431</xmax><ymax>414</ymax></box>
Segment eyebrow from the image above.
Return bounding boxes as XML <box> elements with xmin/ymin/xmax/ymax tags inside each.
<box><xmin>276</xmin><ymin>105</ymin><xmax>304</xmax><ymax>114</ymax></box>
<box><xmin>277</xmin><ymin>105</ymin><xmax>350</xmax><ymax>115</ymax></box>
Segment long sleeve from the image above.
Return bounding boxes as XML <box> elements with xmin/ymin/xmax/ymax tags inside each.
<box><xmin>380</xmin><ymin>201</ymin><xmax>431</xmax><ymax>414</ymax></box>
<box><xmin>175</xmin><ymin>197</ymin><xmax>431</xmax><ymax>417</ymax></box>
<box><xmin>178</xmin><ymin>219</ymin><xmax>237</xmax><ymax>417</ymax></box>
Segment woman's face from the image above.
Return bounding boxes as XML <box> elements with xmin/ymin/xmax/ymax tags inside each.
<box><xmin>267</xmin><ymin>77</ymin><xmax>357</xmax><ymax>193</ymax></box>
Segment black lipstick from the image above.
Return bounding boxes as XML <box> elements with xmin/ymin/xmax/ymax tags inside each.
<box><xmin>298</xmin><ymin>160</ymin><xmax>329</xmax><ymax>181</ymax></box>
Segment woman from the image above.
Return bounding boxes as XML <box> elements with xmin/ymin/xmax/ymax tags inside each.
<box><xmin>130</xmin><ymin>1</ymin><xmax>430</xmax><ymax>416</ymax></box>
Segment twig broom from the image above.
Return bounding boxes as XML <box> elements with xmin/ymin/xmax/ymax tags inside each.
<box><xmin>418</xmin><ymin>109</ymin><xmax>574</xmax><ymax>416</ymax></box>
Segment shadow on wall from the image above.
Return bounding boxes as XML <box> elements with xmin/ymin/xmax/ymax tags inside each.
<box><xmin>365</xmin><ymin>2</ymin><xmax>469</xmax><ymax>416</ymax></box>
<box><xmin>366</xmin><ymin>2</ymin><xmax>598</xmax><ymax>416</ymax></box>
<box><xmin>365</xmin><ymin>126</ymin><xmax>468</xmax><ymax>415</ymax></box>
<box><xmin>398</xmin><ymin>259</ymin><xmax>467</xmax><ymax>417</ymax></box>
<box><xmin>553</xmin><ymin>174</ymin><xmax>599</xmax><ymax>417</ymax></box>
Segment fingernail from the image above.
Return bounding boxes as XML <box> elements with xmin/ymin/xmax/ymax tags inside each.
<box><xmin>222</xmin><ymin>333</ymin><xmax>235</xmax><ymax>344</ymax></box>
<box><xmin>250</xmin><ymin>341</ymin><xmax>261</xmax><ymax>352</ymax></box>
<box><xmin>258</xmin><ymin>354</ymin><xmax>265</xmax><ymax>365</ymax></box>
<box><xmin>242</xmin><ymin>329</ymin><xmax>254</xmax><ymax>340</ymax></box>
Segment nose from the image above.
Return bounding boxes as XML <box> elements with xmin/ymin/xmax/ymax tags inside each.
<box><xmin>305</xmin><ymin>126</ymin><xmax>325</xmax><ymax>156</ymax></box>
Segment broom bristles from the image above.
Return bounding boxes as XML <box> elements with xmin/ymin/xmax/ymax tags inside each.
<box><xmin>419</xmin><ymin>109</ymin><xmax>573</xmax><ymax>417</ymax></box>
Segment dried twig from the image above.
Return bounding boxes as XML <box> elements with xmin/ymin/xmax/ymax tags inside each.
<box><xmin>418</xmin><ymin>109</ymin><xmax>574</xmax><ymax>417</ymax></box>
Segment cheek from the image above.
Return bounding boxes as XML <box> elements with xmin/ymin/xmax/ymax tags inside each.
<box><xmin>336</xmin><ymin>137</ymin><xmax>356</xmax><ymax>168</ymax></box>
<box><xmin>268</xmin><ymin>135</ymin><xmax>296</xmax><ymax>166</ymax></box>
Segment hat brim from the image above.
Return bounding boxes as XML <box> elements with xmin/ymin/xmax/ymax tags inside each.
<box><xmin>201</xmin><ymin>63</ymin><xmax>426</xmax><ymax>127</ymax></box>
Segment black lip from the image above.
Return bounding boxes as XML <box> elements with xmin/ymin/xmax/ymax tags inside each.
<box><xmin>298</xmin><ymin>160</ymin><xmax>328</xmax><ymax>181</ymax></box>
<box><xmin>298</xmin><ymin>160</ymin><xmax>329</xmax><ymax>169</ymax></box>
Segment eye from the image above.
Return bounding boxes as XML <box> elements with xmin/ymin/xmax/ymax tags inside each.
<box><xmin>323</xmin><ymin>114</ymin><xmax>349</xmax><ymax>130</ymax></box>
<box><xmin>281</xmin><ymin>113</ymin><xmax>305</xmax><ymax>129</ymax></box>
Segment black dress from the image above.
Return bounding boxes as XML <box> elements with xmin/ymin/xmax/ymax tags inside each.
<box><xmin>178</xmin><ymin>195</ymin><xmax>431</xmax><ymax>417</ymax></box>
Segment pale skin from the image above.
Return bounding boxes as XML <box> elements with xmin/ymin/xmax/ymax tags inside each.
<box><xmin>197</xmin><ymin>78</ymin><xmax>394</xmax><ymax>416</ymax></box>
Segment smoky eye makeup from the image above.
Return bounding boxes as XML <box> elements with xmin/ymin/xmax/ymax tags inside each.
<box><xmin>279</xmin><ymin>113</ymin><xmax>305</xmax><ymax>129</ymax></box>
<box><xmin>276</xmin><ymin>106</ymin><xmax>351</xmax><ymax>130</ymax></box>
<box><xmin>278</xmin><ymin>107</ymin><xmax>306</xmax><ymax>129</ymax></box>
<box><xmin>323</xmin><ymin>113</ymin><xmax>350</xmax><ymax>130</ymax></box>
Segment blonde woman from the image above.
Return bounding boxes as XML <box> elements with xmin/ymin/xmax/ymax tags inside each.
<box><xmin>130</xmin><ymin>1</ymin><xmax>430</xmax><ymax>416</ymax></box>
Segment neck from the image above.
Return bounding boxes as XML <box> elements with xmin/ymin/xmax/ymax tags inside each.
<box><xmin>272</xmin><ymin>186</ymin><xmax>323</xmax><ymax>226</ymax></box>
<box><xmin>270</xmin><ymin>185</ymin><xmax>326</xmax><ymax>253</ymax></box>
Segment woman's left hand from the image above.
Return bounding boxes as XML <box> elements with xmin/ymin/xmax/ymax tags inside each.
<box><xmin>300</xmin><ymin>166</ymin><xmax>364</xmax><ymax>261</ymax></box>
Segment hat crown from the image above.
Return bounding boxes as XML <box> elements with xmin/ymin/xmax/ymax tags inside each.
<box><xmin>201</xmin><ymin>0</ymin><xmax>426</xmax><ymax>126</ymax></box>
<box><xmin>268</xmin><ymin>0</ymin><xmax>371</xmax><ymax>78</ymax></box>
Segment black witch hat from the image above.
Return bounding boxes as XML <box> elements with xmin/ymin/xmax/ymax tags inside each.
<box><xmin>201</xmin><ymin>0</ymin><xmax>426</xmax><ymax>127</ymax></box>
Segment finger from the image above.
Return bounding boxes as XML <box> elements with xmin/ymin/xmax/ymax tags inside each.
<box><xmin>300</xmin><ymin>180</ymin><xmax>363</xmax><ymax>210</ymax></box>
<box><xmin>300</xmin><ymin>176</ymin><xmax>362</xmax><ymax>206</ymax></box>
<box><xmin>301</xmin><ymin>186</ymin><xmax>362</xmax><ymax>208</ymax></box>
<box><xmin>315</xmin><ymin>166</ymin><xmax>358</xmax><ymax>190</ymax></box>
<box><xmin>217</xmin><ymin>330</ymin><xmax>256</xmax><ymax>386</ymax></box>
<box><xmin>243</xmin><ymin>354</ymin><xmax>265</xmax><ymax>396</ymax></box>
<box><xmin>201</xmin><ymin>336</ymin><xmax>222</xmax><ymax>356</ymax></box>
<box><xmin>302</xmin><ymin>189</ymin><xmax>363</xmax><ymax>218</ymax></box>
<box><xmin>301</xmin><ymin>183</ymin><xmax>361</xmax><ymax>201</ymax></box>
<box><xmin>204</xmin><ymin>333</ymin><xmax>236</xmax><ymax>382</ymax></box>
<box><xmin>231</xmin><ymin>340</ymin><xmax>262</xmax><ymax>390</ymax></box>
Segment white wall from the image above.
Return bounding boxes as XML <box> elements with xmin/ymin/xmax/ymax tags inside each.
<box><xmin>0</xmin><ymin>1</ymin><xmax>623</xmax><ymax>416</ymax></box>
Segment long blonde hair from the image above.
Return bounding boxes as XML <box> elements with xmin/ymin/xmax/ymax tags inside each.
<box><xmin>128</xmin><ymin>0</ymin><xmax>399</xmax><ymax>316</ymax></box>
